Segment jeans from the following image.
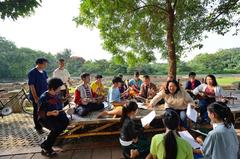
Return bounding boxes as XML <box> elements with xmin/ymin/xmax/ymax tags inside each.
<box><xmin>39</xmin><ymin>114</ymin><xmax>69</xmax><ymax>150</ymax></box>
<box><xmin>75</xmin><ymin>102</ymin><xmax>104</xmax><ymax>117</ymax></box>
<box><xmin>198</xmin><ymin>98</ymin><xmax>215</xmax><ymax>121</ymax></box>
<box><xmin>166</xmin><ymin>108</ymin><xmax>188</xmax><ymax>128</ymax></box>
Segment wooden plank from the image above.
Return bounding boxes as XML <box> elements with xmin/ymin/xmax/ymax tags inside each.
<box><xmin>60</xmin><ymin>131</ymin><xmax>120</xmax><ymax>139</ymax></box>
<box><xmin>89</xmin><ymin>123</ymin><xmax>116</xmax><ymax>133</ymax></box>
<box><xmin>111</xmin><ymin>147</ymin><xmax>124</xmax><ymax>159</ymax></box>
<box><xmin>69</xmin><ymin>108</ymin><xmax>164</xmax><ymax>125</ymax></box>
<box><xmin>72</xmin><ymin>150</ymin><xmax>92</xmax><ymax>159</ymax></box>
<box><xmin>32</xmin><ymin>151</ymin><xmax>73</xmax><ymax>159</ymax></box>
<box><xmin>92</xmin><ymin>148</ymin><xmax>111</xmax><ymax>159</ymax></box>
<box><xmin>31</xmin><ymin>153</ymin><xmax>50</xmax><ymax>159</ymax></box>
<box><xmin>11</xmin><ymin>154</ymin><xmax>34</xmax><ymax>159</ymax></box>
<box><xmin>0</xmin><ymin>156</ymin><xmax>12</xmax><ymax>159</ymax></box>
<box><xmin>52</xmin><ymin>151</ymin><xmax>73</xmax><ymax>159</ymax></box>
<box><xmin>61</xmin><ymin>128</ymin><xmax>164</xmax><ymax>139</ymax></box>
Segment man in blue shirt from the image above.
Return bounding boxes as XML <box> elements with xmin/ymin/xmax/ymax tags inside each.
<box><xmin>28</xmin><ymin>58</ymin><xmax>48</xmax><ymax>133</ymax></box>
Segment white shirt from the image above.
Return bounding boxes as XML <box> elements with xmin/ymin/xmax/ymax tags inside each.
<box><xmin>192</xmin><ymin>84</ymin><xmax>225</xmax><ymax>98</ymax></box>
<box><xmin>53</xmin><ymin>68</ymin><xmax>70</xmax><ymax>90</ymax></box>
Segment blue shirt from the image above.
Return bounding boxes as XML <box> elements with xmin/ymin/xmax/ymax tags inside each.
<box><xmin>203</xmin><ymin>123</ymin><xmax>239</xmax><ymax>159</ymax></box>
<box><xmin>38</xmin><ymin>91</ymin><xmax>65</xmax><ymax>119</ymax></box>
<box><xmin>129</xmin><ymin>79</ymin><xmax>143</xmax><ymax>90</ymax></box>
<box><xmin>28</xmin><ymin>68</ymin><xmax>48</xmax><ymax>101</ymax></box>
<box><xmin>108</xmin><ymin>86</ymin><xmax>121</xmax><ymax>103</ymax></box>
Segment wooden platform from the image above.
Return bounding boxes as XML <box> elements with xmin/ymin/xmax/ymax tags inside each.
<box><xmin>60</xmin><ymin>105</ymin><xmax>165</xmax><ymax>139</ymax></box>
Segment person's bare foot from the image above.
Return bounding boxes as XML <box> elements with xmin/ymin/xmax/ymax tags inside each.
<box><xmin>97</xmin><ymin>111</ymin><xmax>108</xmax><ymax>118</ymax></box>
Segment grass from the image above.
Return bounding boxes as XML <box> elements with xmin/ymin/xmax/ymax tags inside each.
<box><xmin>217</xmin><ymin>77</ymin><xmax>240</xmax><ymax>86</ymax></box>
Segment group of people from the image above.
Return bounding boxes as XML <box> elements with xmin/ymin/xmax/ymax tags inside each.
<box><xmin>27</xmin><ymin>58</ymin><xmax>239</xmax><ymax>158</ymax></box>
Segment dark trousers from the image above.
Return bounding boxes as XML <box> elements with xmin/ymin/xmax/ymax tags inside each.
<box><xmin>76</xmin><ymin>102</ymin><xmax>104</xmax><ymax>117</ymax></box>
<box><xmin>33</xmin><ymin>101</ymin><xmax>42</xmax><ymax>130</ymax></box>
<box><xmin>122</xmin><ymin>137</ymin><xmax>150</xmax><ymax>159</ymax></box>
<box><xmin>198</xmin><ymin>98</ymin><xmax>215</xmax><ymax>122</ymax></box>
<box><xmin>60</xmin><ymin>90</ymin><xmax>69</xmax><ymax>106</ymax></box>
<box><xmin>40</xmin><ymin>114</ymin><xmax>69</xmax><ymax>150</ymax></box>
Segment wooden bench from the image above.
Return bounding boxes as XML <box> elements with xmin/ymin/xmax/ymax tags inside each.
<box><xmin>59</xmin><ymin>104</ymin><xmax>165</xmax><ymax>139</ymax></box>
<box><xmin>59</xmin><ymin>102</ymin><xmax>240</xmax><ymax>139</ymax></box>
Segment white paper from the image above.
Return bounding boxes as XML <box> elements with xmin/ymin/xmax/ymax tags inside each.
<box><xmin>179</xmin><ymin>131</ymin><xmax>202</xmax><ymax>149</ymax></box>
<box><xmin>137</xmin><ymin>102</ymin><xmax>148</xmax><ymax>110</ymax></box>
<box><xmin>186</xmin><ymin>104</ymin><xmax>198</xmax><ymax>122</ymax></box>
<box><xmin>141</xmin><ymin>111</ymin><xmax>156</xmax><ymax>127</ymax></box>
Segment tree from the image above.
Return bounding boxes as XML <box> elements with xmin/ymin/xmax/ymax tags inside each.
<box><xmin>67</xmin><ymin>56</ymin><xmax>85</xmax><ymax>76</ymax></box>
<box><xmin>56</xmin><ymin>48</ymin><xmax>72</xmax><ymax>62</ymax></box>
<box><xmin>0</xmin><ymin>0</ymin><xmax>41</xmax><ymax>20</ymax></box>
<box><xmin>75</xmin><ymin>0</ymin><xmax>240</xmax><ymax>77</ymax></box>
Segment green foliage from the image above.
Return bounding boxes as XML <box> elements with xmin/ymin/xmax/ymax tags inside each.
<box><xmin>188</xmin><ymin>48</ymin><xmax>240</xmax><ymax>74</ymax></box>
<box><xmin>0</xmin><ymin>37</ymin><xmax>57</xmax><ymax>79</ymax></box>
<box><xmin>0</xmin><ymin>0</ymin><xmax>41</xmax><ymax>20</ymax></box>
<box><xmin>75</xmin><ymin>0</ymin><xmax>240</xmax><ymax>76</ymax></box>
<box><xmin>1</xmin><ymin>36</ymin><xmax>240</xmax><ymax>81</ymax></box>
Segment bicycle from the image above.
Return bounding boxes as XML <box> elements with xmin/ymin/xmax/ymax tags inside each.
<box><xmin>19</xmin><ymin>88</ymin><xmax>33</xmax><ymax>115</ymax></box>
<box><xmin>0</xmin><ymin>88</ymin><xmax>33</xmax><ymax>117</ymax></box>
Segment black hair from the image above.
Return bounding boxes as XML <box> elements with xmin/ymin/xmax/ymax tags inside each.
<box><xmin>207</xmin><ymin>101</ymin><xmax>234</xmax><ymax>128</ymax></box>
<box><xmin>162</xmin><ymin>109</ymin><xmax>180</xmax><ymax>159</ymax></box>
<box><xmin>80</xmin><ymin>72</ymin><xmax>90</xmax><ymax>79</ymax></box>
<box><xmin>48</xmin><ymin>78</ymin><xmax>63</xmax><ymax>91</ymax></box>
<box><xmin>165</xmin><ymin>80</ymin><xmax>180</xmax><ymax>95</ymax></box>
<box><xmin>134</xmin><ymin>71</ymin><xmax>140</xmax><ymax>76</ymax></box>
<box><xmin>118</xmin><ymin>74</ymin><xmax>123</xmax><ymax>78</ymax></box>
<box><xmin>59</xmin><ymin>59</ymin><xmax>65</xmax><ymax>62</ymax></box>
<box><xmin>189</xmin><ymin>72</ymin><xmax>196</xmax><ymax>77</ymax></box>
<box><xmin>205</xmin><ymin>74</ymin><xmax>218</xmax><ymax>86</ymax></box>
<box><xmin>143</xmin><ymin>75</ymin><xmax>150</xmax><ymax>79</ymax></box>
<box><xmin>112</xmin><ymin>76</ymin><xmax>123</xmax><ymax>84</ymax></box>
<box><xmin>95</xmin><ymin>74</ymin><xmax>103</xmax><ymax>79</ymax></box>
<box><xmin>36</xmin><ymin>58</ymin><xmax>48</xmax><ymax>64</ymax></box>
<box><xmin>120</xmin><ymin>101</ymin><xmax>138</xmax><ymax>125</ymax></box>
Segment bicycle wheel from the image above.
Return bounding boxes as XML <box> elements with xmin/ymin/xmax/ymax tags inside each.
<box><xmin>20</xmin><ymin>96</ymin><xmax>33</xmax><ymax>115</ymax></box>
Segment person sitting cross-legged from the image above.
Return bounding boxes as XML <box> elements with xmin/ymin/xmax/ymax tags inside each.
<box><xmin>90</xmin><ymin>74</ymin><xmax>106</xmax><ymax>99</ymax></box>
<box><xmin>129</xmin><ymin>71</ymin><xmax>143</xmax><ymax>96</ymax></box>
<box><xmin>74</xmin><ymin>73</ymin><xmax>104</xmax><ymax>117</ymax></box>
<box><xmin>97</xmin><ymin>76</ymin><xmax>127</xmax><ymax>118</ymax></box>
<box><xmin>137</xmin><ymin>75</ymin><xmax>157</xmax><ymax>102</ymax></box>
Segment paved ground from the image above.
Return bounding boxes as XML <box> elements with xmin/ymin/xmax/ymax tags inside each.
<box><xmin>0</xmin><ymin>146</ymin><xmax>123</xmax><ymax>159</ymax></box>
<box><xmin>0</xmin><ymin>113</ymin><xmax>125</xmax><ymax>158</ymax></box>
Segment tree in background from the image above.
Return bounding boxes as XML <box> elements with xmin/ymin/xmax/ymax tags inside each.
<box><xmin>56</xmin><ymin>48</ymin><xmax>72</xmax><ymax>62</ymax></box>
<box><xmin>0</xmin><ymin>0</ymin><xmax>41</xmax><ymax>20</ymax></box>
<box><xmin>75</xmin><ymin>0</ymin><xmax>240</xmax><ymax>78</ymax></box>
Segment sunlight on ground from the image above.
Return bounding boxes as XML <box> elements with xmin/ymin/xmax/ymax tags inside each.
<box><xmin>217</xmin><ymin>77</ymin><xmax>240</xmax><ymax>86</ymax></box>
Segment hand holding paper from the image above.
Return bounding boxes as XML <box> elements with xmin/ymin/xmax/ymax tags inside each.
<box><xmin>141</xmin><ymin>111</ymin><xmax>156</xmax><ymax>127</ymax></box>
<box><xmin>186</xmin><ymin>103</ymin><xmax>198</xmax><ymax>122</ymax></box>
<box><xmin>179</xmin><ymin>130</ymin><xmax>202</xmax><ymax>149</ymax></box>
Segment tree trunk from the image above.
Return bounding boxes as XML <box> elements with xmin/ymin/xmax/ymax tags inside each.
<box><xmin>166</xmin><ymin>1</ymin><xmax>176</xmax><ymax>79</ymax></box>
